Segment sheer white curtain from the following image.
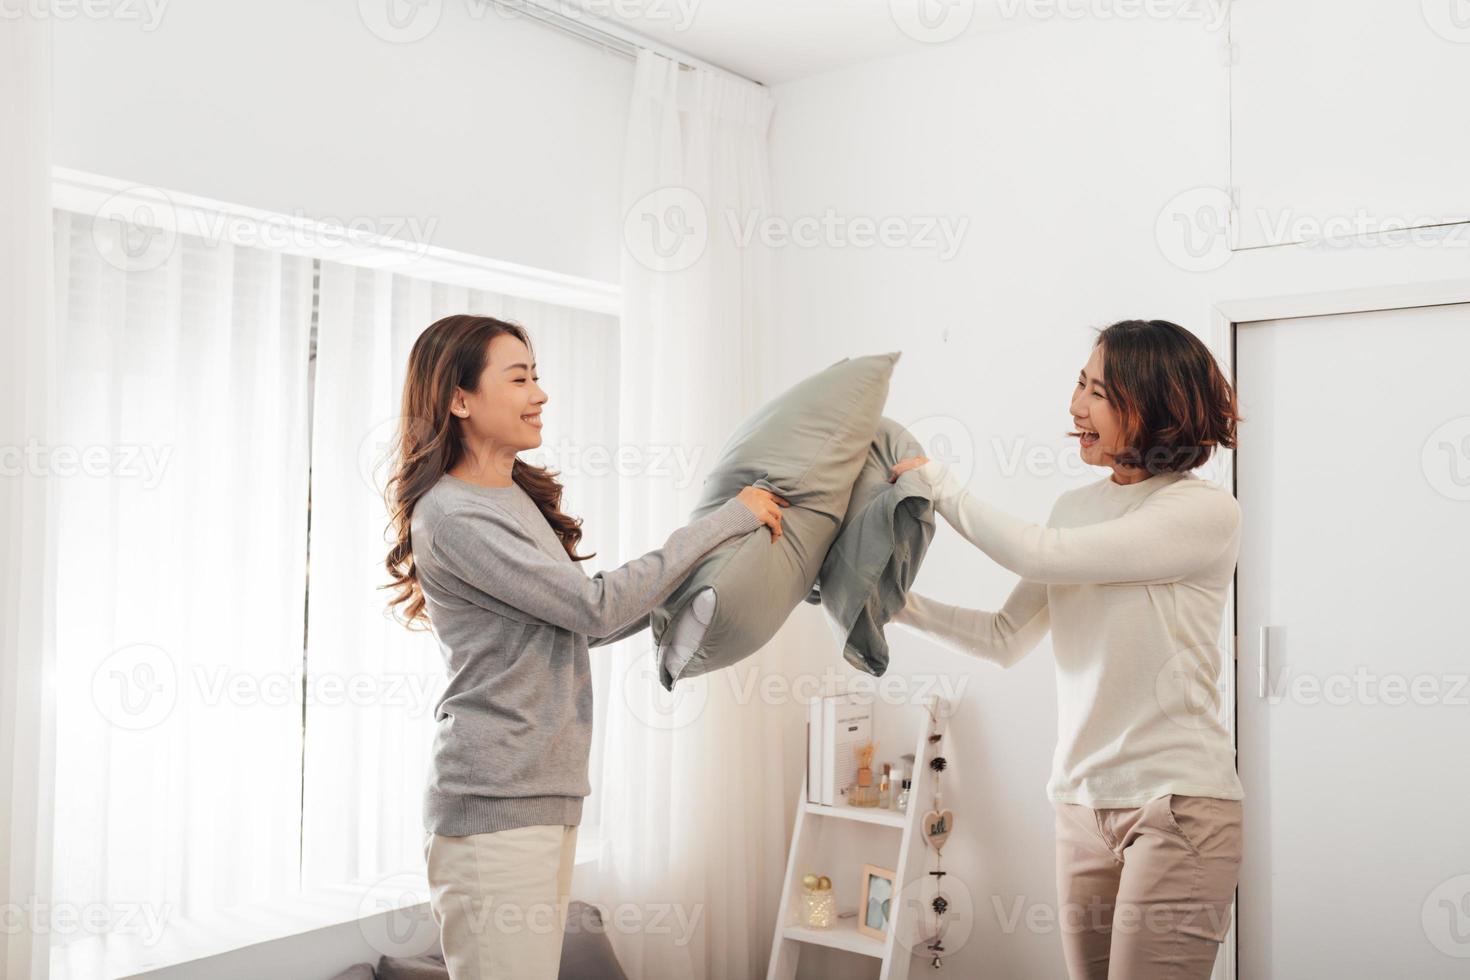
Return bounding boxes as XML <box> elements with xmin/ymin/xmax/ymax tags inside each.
<box><xmin>593</xmin><ymin>50</ymin><xmax>793</xmax><ymax>980</ymax></box>
<box><xmin>1</xmin><ymin>10</ymin><xmax>57</xmax><ymax>980</ymax></box>
<box><xmin>47</xmin><ymin>211</ymin><xmax>314</xmax><ymax>977</ymax></box>
<box><xmin>302</xmin><ymin>264</ymin><xmax>619</xmax><ymax>889</ymax></box>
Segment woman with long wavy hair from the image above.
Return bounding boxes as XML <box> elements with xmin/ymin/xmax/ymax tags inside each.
<box><xmin>889</xmin><ymin>320</ymin><xmax>1244</xmax><ymax>980</ymax></box>
<box><xmin>384</xmin><ymin>314</ymin><xmax>786</xmax><ymax>980</ymax></box>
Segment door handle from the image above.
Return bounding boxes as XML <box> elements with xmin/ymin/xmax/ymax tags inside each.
<box><xmin>1258</xmin><ymin>626</ymin><xmax>1274</xmax><ymax>698</ymax></box>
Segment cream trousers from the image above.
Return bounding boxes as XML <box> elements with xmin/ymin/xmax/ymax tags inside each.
<box><xmin>423</xmin><ymin>824</ymin><xmax>579</xmax><ymax>980</ymax></box>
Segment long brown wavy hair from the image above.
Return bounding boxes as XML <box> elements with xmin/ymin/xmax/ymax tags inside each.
<box><xmin>384</xmin><ymin>314</ymin><xmax>593</xmax><ymax>627</ymax></box>
<box><xmin>1068</xmin><ymin>319</ymin><xmax>1243</xmax><ymax>475</ymax></box>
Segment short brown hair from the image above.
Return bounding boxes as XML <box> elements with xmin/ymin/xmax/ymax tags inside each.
<box><xmin>1082</xmin><ymin>319</ymin><xmax>1242</xmax><ymax>475</ymax></box>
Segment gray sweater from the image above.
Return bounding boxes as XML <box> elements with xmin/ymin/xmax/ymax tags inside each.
<box><xmin>411</xmin><ymin>473</ymin><xmax>762</xmax><ymax>836</ymax></box>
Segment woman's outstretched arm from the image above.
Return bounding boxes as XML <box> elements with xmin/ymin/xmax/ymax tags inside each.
<box><xmin>914</xmin><ymin>460</ymin><xmax>1239</xmax><ymax>586</ymax></box>
<box><xmin>426</xmin><ymin>496</ymin><xmax>763</xmax><ymax>638</ymax></box>
<box><xmin>890</xmin><ymin>577</ymin><xmax>1050</xmax><ymax>670</ymax></box>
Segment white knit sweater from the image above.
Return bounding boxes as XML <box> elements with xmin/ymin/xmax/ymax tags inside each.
<box><xmin>893</xmin><ymin>460</ymin><xmax>1245</xmax><ymax>808</ymax></box>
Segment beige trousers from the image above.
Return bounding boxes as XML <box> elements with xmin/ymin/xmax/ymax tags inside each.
<box><xmin>1053</xmin><ymin>794</ymin><xmax>1242</xmax><ymax>980</ymax></box>
<box><xmin>423</xmin><ymin>824</ymin><xmax>579</xmax><ymax>980</ymax></box>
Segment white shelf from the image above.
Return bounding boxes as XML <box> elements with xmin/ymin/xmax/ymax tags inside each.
<box><xmin>803</xmin><ymin>802</ymin><xmax>907</xmax><ymax>828</ymax></box>
<box><xmin>781</xmin><ymin>918</ymin><xmax>886</xmax><ymax>958</ymax></box>
<box><xmin>769</xmin><ymin>696</ymin><xmax>950</xmax><ymax>980</ymax></box>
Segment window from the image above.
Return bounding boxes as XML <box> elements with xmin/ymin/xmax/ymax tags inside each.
<box><xmin>48</xmin><ymin>182</ymin><xmax>620</xmax><ymax>977</ymax></box>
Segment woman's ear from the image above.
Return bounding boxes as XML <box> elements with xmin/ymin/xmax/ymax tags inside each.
<box><xmin>450</xmin><ymin>389</ymin><xmax>470</xmax><ymax>419</ymax></box>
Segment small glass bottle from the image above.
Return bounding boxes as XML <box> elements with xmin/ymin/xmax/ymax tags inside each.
<box><xmin>897</xmin><ymin>753</ymin><xmax>915</xmax><ymax>812</ymax></box>
<box><xmin>878</xmin><ymin>763</ymin><xmax>893</xmax><ymax>809</ymax></box>
<box><xmin>851</xmin><ymin>764</ymin><xmax>878</xmax><ymax>807</ymax></box>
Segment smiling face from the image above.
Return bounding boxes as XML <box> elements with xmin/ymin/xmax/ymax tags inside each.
<box><xmin>449</xmin><ymin>332</ymin><xmax>547</xmax><ymax>456</ymax></box>
<box><xmin>1070</xmin><ymin>344</ymin><xmax>1126</xmax><ymax>470</ymax></box>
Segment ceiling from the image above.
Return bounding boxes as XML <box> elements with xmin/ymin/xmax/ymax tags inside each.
<box><xmin>559</xmin><ymin>0</ymin><xmax>996</xmax><ymax>85</ymax></box>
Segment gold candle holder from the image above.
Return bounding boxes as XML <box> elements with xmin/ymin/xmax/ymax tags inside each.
<box><xmin>799</xmin><ymin>874</ymin><xmax>835</xmax><ymax>928</ymax></box>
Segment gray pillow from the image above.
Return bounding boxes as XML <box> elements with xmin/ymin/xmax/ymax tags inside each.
<box><xmin>652</xmin><ymin>352</ymin><xmax>899</xmax><ymax>689</ymax></box>
<box><xmin>807</xmin><ymin>417</ymin><xmax>936</xmax><ymax>676</ymax></box>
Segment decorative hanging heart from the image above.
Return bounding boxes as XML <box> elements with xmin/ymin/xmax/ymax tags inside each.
<box><xmin>922</xmin><ymin>809</ymin><xmax>954</xmax><ymax>853</ymax></box>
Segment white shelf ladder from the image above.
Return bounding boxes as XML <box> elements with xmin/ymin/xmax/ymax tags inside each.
<box><xmin>766</xmin><ymin>696</ymin><xmax>951</xmax><ymax>980</ymax></box>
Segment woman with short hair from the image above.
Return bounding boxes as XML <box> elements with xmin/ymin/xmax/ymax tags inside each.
<box><xmin>890</xmin><ymin>319</ymin><xmax>1245</xmax><ymax>980</ymax></box>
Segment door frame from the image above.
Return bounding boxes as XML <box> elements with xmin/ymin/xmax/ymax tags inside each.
<box><xmin>1206</xmin><ymin>276</ymin><xmax>1470</xmax><ymax>980</ymax></box>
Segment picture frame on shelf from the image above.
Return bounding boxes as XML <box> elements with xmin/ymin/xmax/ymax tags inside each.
<box><xmin>857</xmin><ymin>863</ymin><xmax>896</xmax><ymax>941</ymax></box>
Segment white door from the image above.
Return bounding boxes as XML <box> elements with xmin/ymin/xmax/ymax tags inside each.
<box><xmin>1234</xmin><ymin>302</ymin><xmax>1470</xmax><ymax>978</ymax></box>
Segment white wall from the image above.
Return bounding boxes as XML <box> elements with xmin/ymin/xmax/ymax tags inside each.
<box><xmin>51</xmin><ymin>0</ymin><xmax>632</xmax><ymax>283</ymax></box>
<box><xmin>767</xmin><ymin>14</ymin><xmax>1468</xmax><ymax>979</ymax></box>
